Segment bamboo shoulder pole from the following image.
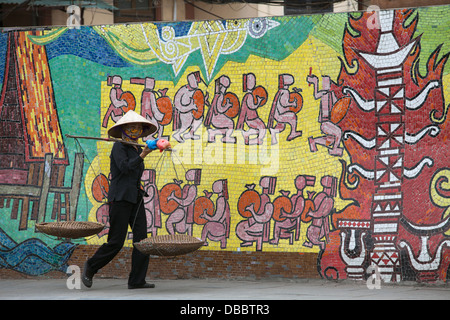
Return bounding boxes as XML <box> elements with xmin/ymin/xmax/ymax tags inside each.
<box><xmin>65</xmin><ymin>134</ymin><xmax>173</xmax><ymax>151</ymax></box>
<box><xmin>65</xmin><ymin>134</ymin><xmax>146</xmax><ymax>148</ymax></box>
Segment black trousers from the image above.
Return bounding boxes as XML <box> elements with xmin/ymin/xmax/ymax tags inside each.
<box><xmin>87</xmin><ymin>198</ymin><xmax>149</xmax><ymax>286</ymax></box>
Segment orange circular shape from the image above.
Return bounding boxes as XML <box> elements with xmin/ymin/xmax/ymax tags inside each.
<box><xmin>192</xmin><ymin>90</ymin><xmax>205</xmax><ymax>120</ymax></box>
<box><xmin>331</xmin><ymin>97</ymin><xmax>351</xmax><ymax>124</ymax></box>
<box><xmin>272</xmin><ymin>196</ymin><xmax>292</xmax><ymax>222</ymax></box>
<box><xmin>300</xmin><ymin>199</ymin><xmax>315</xmax><ymax>223</ymax></box>
<box><xmin>120</xmin><ymin>91</ymin><xmax>136</xmax><ymax>113</ymax></box>
<box><xmin>289</xmin><ymin>92</ymin><xmax>303</xmax><ymax>113</ymax></box>
<box><xmin>223</xmin><ymin>92</ymin><xmax>240</xmax><ymax>118</ymax></box>
<box><xmin>159</xmin><ymin>183</ymin><xmax>182</xmax><ymax>214</ymax></box>
<box><xmin>252</xmin><ymin>86</ymin><xmax>268</xmax><ymax>106</ymax></box>
<box><xmin>237</xmin><ymin>189</ymin><xmax>261</xmax><ymax>218</ymax></box>
<box><xmin>92</xmin><ymin>174</ymin><xmax>109</xmax><ymax>202</ymax></box>
<box><xmin>156</xmin><ymin>96</ymin><xmax>173</xmax><ymax>125</ymax></box>
<box><xmin>193</xmin><ymin>196</ymin><xmax>215</xmax><ymax>225</ymax></box>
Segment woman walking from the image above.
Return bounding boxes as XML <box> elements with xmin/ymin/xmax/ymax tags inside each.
<box><xmin>82</xmin><ymin>110</ymin><xmax>169</xmax><ymax>289</ymax></box>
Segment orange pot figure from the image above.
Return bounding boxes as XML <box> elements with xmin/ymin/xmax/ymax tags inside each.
<box><xmin>92</xmin><ymin>173</ymin><xmax>109</xmax><ymax>203</ymax></box>
<box><xmin>330</xmin><ymin>97</ymin><xmax>350</xmax><ymax>124</ymax></box>
<box><xmin>164</xmin><ymin>169</ymin><xmax>201</xmax><ymax>235</ymax></box>
<box><xmin>156</xmin><ymin>96</ymin><xmax>173</xmax><ymax>126</ymax></box>
<box><xmin>92</xmin><ymin>173</ymin><xmax>110</xmax><ymax>238</ymax></box>
<box><xmin>224</xmin><ymin>92</ymin><xmax>240</xmax><ymax>118</ymax></box>
<box><xmin>272</xmin><ymin>192</ymin><xmax>292</xmax><ymax>222</ymax></box>
<box><xmin>159</xmin><ymin>182</ymin><xmax>182</xmax><ymax>214</ymax></box>
<box><xmin>269</xmin><ymin>175</ymin><xmax>316</xmax><ymax>245</ymax></box>
<box><xmin>194</xmin><ymin>192</ymin><xmax>215</xmax><ymax>225</ymax></box>
<box><xmin>192</xmin><ymin>90</ymin><xmax>205</xmax><ymax>120</ymax></box>
<box><xmin>204</xmin><ymin>75</ymin><xmax>239</xmax><ymax>144</ymax></box>
<box><xmin>237</xmin><ymin>188</ymin><xmax>261</xmax><ymax>218</ymax></box>
<box><xmin>131</xmin><ymin>77</ymin><xmax>172</xmax><ymax>139</ymax></box>
<box><xmin>120</xmin><ymin>92</ymin><xmax>136</xmax><ymax>113</ymax></box>
<box><xmin>252</xmin><ymin>86</ymin><xmax>268</xmax><ymax>106</ymax></box>
<box><xmin>236</xmin><ymin>73</ymin><xmax>267</xmax><ymax>145</ymax></box>
<box><xmin>236</xmin><ymin>177</ymin><xmax>276</xmax><ymax>251</ymax></box>
<box><xmin>289</xmin><ymin>92</ymin><xmax>303</xmax><ymax>113</ymax></box>
<box><xmin>300</xmin><ymin>198</ymin><xmax>315</xmax><ymax>223</ymax></box>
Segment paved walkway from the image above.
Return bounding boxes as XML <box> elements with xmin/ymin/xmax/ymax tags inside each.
<box><xmin>1</xmin><ymin>278</ymin><xmax>449</xmax><ymax>300</ymax></box>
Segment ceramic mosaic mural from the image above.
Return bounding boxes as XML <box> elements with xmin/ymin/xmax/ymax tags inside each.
<box><xmin>0</xmin><ymin>5</ymin><xmax>449</xmax><ymax>282</ymax></box>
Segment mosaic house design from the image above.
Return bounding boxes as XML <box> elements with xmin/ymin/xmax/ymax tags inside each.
<box><xmin>0</xmin><ymin>5</ymin><xmax>449</xmax><ymax>282</ymax></box>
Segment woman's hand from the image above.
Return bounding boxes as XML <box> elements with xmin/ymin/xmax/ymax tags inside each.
<box><xmin>140</xmin><ymin>146</ymin><xmax>152</xmax><ymax>159</ymax></box>
<box><xmin>146</xmin><ymin>138</ymin><xmax>171</xmax><ymax>153</ymax></box>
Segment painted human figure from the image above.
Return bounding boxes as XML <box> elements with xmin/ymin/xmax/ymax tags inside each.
<box><xmin>307</xmin><ymin>74</ymin><xmax>343</xmax><ymax>156</ymax></box>
<box><xmin>165</xmin><ymin>169</ymin><xmax>201</xmax><ymax>235</ymax></box>
<box><xmin>93</xmin><ymin>173</ymin><xmax>111</xmax><ymax>238</ymax></box>
<box><xmin>142</xmin><ymin>169</ymin><xmax>161</xmax><ymax>236</ymax></box>
<box><xmin>204</xmin><ymin>75</ymin><xmax>236</xmax><ymax>143</ymax></box>
<box><xmin>236</xmin><ymin>176</ymin><xmax>276</xmax><ymax>251</ymax></box>
<box><xmin>270</xmin><ymin>175</ymin><xmax>315</xmax><ymax>245</ymax></box>
<box><xmin>200</xmin><ymin>179</ymin><xmax>231</xmax><ymax>249</ymax></box>
<box><xmin>172</xmin><ymin>72</ymin><xmax>205</xmax><ymax>143</ymax></box>
<box><xmin>268</xmin><ymin>74</ymin><xmax>303</xmax><ymax>145</ymax></box>
<box><xmin>236</xmin><ymin>73</ymin><xmax>266</xmax><ymax>145</ymax></box>
<box><xmin>102</xmin><ymin>75</ymin><xmax>127</xmax><ymax>128</ymax></box>
<box><xmin>131</xmin><ymin>77</ymin><xmax>168</xmax><ymax>140</ymax></box>
<box><xmin>303</xmin><ymin>175</ymin><xmax>337</xmax><ymax>250</ymax></box>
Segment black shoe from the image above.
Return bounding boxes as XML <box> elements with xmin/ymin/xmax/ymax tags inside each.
<box><xmin>82</xmin><ymin>262</ymin><xmax>94</xmax><ymax>288</ymax></box>
<box><xmin>128</xmin><ymin>282</ymin><xmax>155</xmax><ymax>289</ymax></box>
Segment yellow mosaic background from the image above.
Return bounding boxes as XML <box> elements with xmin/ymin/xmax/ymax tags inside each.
<box><xmin>85</xmin><ymin>35</ymin><xmax>353</xmax><ymax>253</ymax></box>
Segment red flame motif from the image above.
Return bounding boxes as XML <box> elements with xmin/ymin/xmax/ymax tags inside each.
<box><xmin>318</xmin><ymin>9</ymin><xmax>450</xmax><ymax>282</ymax></box>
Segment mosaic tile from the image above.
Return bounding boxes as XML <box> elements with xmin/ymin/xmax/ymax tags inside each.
<box><xmin>0</xmin><ymin>6</ymin><xmax>449</xmax><ymax>282</ymax></box>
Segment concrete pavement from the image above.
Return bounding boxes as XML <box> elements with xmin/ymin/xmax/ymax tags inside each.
<box><xmin>0</xmin><ymin>277</ymin><xmax>449</xmax><ymax>300</ymax></box>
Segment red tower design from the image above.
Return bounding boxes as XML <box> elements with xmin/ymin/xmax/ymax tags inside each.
<box><xmin>319</xmin><ymin>9</ymin><xmax>450</xmax><ymax>282</ymax></box>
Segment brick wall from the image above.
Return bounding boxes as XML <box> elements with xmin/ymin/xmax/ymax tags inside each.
<box><xmin>66</xmin><ymin>245</ymin><xmax>320</xmax><ymax>280</ymax></box>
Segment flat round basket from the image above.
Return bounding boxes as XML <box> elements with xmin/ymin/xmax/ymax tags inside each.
<box><xmin>36</xmin><ymin>221</ymin><xmax>105</xmax><ymax>239</ymax></box>
<box><xmin>134</xmin><ymin>234</ymin><xmax>205</xmax><ymax>256</ymax></box>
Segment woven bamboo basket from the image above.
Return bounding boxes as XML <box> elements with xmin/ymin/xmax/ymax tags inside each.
<box><xmin>36</xmin><ymin>221</ymin><xmax>105</xmax><ymax>239</ymax></box>
<box><xmin>134</xmin><ymin>234</ymin><xmax>205</xmax><ymax>256</ymax></box>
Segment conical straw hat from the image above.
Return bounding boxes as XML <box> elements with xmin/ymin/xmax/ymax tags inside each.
<box><xmin>108</xmin><ymin>110</ymin><xmax>157</xmax><ymax>138</ymax></box>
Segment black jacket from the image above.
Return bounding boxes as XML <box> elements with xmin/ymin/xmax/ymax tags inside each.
<box><xmin>108</xmin><ymin>142</ymin><xmax>145</xmax><ymax>204</ymax></box>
